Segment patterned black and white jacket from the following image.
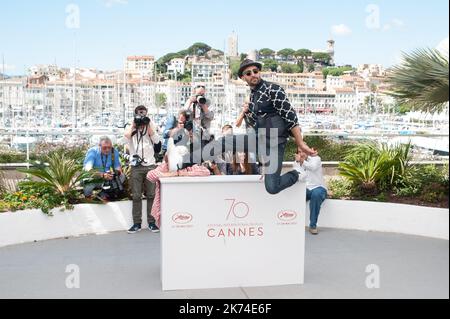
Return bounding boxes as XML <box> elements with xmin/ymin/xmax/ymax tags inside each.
<box><xmin>244</xmin><ymin>80</ymin><xmax>299</xmax><ymax>131</ymax></box>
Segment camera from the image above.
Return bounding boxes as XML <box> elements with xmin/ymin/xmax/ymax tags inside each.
<box><xmin>102</xmin><ymin>172</ymin><xmax>125</xmax><ymax>198</ymax></box>
<box><xmin>182</xmin><ymin>111</ymin><xmax>194</xmax><ymax>132</ymax></box>
<box><xmin>184</xmin><ymin>120</ymin><xmax>194</xmax><ymax>132</ymax></box>
<box><xmin>134</xmin><ymin>115</ymin><xmax>150</xmax><ymax>127</ymax></box>
<box><xmin>130</xmin><ymin>154</ymin><xmax>146</xmax><ymax>167</ymax></box>
<box><xmin>121</xmin><ymin>152</ymin><xmax>146</xmax><ymax>167</ymax></box>
<box><xmin>196</xmin><ymin>95</ymin><xmax>207</xmax><ymax>105</ymax></box>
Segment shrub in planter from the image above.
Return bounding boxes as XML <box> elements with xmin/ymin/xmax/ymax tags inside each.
<box><xmin>0</xmin><ymin>182</ymin><xmax>66</xmax><ymax>215</ymax></box>
<box><xmin>0</xmin><ymin>150</ymin><xmax>26</xmax><ymax>164</ymax></box>
<box><xmin>338</xmin><ymin>142</ymin><xmax>412</xmax><ymax>195</ymax></box>
<box><xmin>394</xmin><ymin>164</ymin><xmax>449</xmax><ymax>204</ymax></box>
<box><xmin>420</xmin><ymin>183</ymin><xmax>447</xmax><ymax>203</ymax></box>
<box><xmin>339</xmin><ymin>150</ymin><xmax>392</xmax><ymax>195</ymax></box>
<box><xmin>0</xmin><ymin>200</ymin><xmax>10</xmax><ymax>212</ymax></box>
<box><xmin>16</xmin><ymin>154</ymin><xmax>95</xmax><ymax>214</ymax></box>
<box><xmin>327</xmin><ymin>177</ymin><xmax>353</xmax><ymax>199</ymax></box>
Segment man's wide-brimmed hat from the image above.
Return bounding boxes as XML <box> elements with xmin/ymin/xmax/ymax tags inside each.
<box><xmin>238</xmin><ymin>59</ymin><xmax>263</xmax><ymax>77</ymax></box>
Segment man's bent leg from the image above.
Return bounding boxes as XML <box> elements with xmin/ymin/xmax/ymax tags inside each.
<box><xmin>83</xmin><ymin>183</ymin><xmax>102</xmax><ymax>198</ymax></box>
<box><xmin>264</xmin><ymin>142</ymin><xmax>299</xmax><ymax>195</ymax></box>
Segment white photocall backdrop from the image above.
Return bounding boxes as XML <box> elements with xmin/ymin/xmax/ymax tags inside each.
<box><xmin>160</xmin><ymin>176</ymin><xmax>306</xmax><ymax>291</ymax></box>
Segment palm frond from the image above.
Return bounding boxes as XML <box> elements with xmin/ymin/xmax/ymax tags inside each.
<box><xmin>19</xmin><ymin>154</ymin><xmax>94</xmax><ymax>197</ymax></box>
<box><xmin>387</xmin><ymin>48</ymin><xmax>449</xmax><ymax>112</ymax></box>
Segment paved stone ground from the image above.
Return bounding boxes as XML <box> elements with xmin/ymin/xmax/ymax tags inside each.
<box><xmin>0</xmin><ymin>228</ymin><xmax>448</xmax><ymax>299</ymax></box>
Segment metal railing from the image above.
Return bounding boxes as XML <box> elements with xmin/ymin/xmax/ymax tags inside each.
<box><xmin>1</xmin><ymin>130</ymin><xmax>448</xmax><ymax>167</ymax></box>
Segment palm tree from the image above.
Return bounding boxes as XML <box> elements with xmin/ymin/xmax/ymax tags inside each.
<box><xmin>387</xmin><ymin>48</ymin><xmax>449</xmax><ymax>113</ymax></box>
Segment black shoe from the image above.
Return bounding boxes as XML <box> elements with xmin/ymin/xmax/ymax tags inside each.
<box><xmin>127</xmin><ymin>224</ymin><xmax>141</xmax><ymax>234</ymax></box>
<box><xmin>148</xmin><ymin>223</ymin><xmax>160</xmax><ymax>233</ymax></box>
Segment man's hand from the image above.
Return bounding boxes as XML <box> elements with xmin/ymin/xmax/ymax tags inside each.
<box><xmin>201</xmin><ymin>104</ymin><xmax>209</xmax><ymax>113</ymax></box>
<box><xmin>295</xmin><ymin>152</ymin><xmax>308</xmax><ymax>164</ymax></box>
<box><xmin>124</xmin><ymin>121</ymin><xmax>136</xmax><ymax>139</ymax></box>
<box><xmin>309</xmin><ymin>148</ymin><xmax>318</xmax><ymax>156</ymax></box>
<box><xmin>189</xmin><ymin>96</ymin><xmax>197</xmax><ymax>103</ymax></box>
<box><xmin>242</xmin><ymin>103</ymin><xmax>249</xmax><ymax>114</ymax></box>
<box><xmin>147</xmin><ymin>125</ymin><xmax>155</xmax><ymax>137</ymax></box>
<box><xmin>298</xmin><ymin>145</ymin><xmax>317</xmax><ymax>157</ymax></box>
<box><xmin>103</xmin><ymin>172</ymin><xmax>114</xmax><ymax>181</ymax></box>
<box><xmin>291</xmin><ymin>126</ymin><xmax>317</xmax><ymax>157</ymax></box>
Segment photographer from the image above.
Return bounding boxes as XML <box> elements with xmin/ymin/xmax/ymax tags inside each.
<box><xmin>124</xmin><ymin>105</ymin><xmax>161</xmax><ymax>234</ymax></box>
<box><xmin>146</xmin><ymin>138</ymin><xmax>212</xmax><ymax>228</ymax></box>
<box><xmin>183</xmin><ymin>85</ymin><xmax>214</xmax><ymax>139</ymax></box>
<box><xmin>161</xmin><ymin>110</ymin><xmax>189</xmax><ymax>155</ymax></box>
<box><xmin>83</xmin><ymin>136</ymin><xmax>124</xmax><ymax>201</ymax></box>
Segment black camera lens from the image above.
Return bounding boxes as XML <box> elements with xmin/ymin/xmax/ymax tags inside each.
<box><xmin>142</xmin><ymin>117</ymin><xmax>150</xmax><ymax>125</ymax></box>
<box><xmin>134</xmin><ymin>115</ymin><xmax>150</xmax><ymax>126</ymax></box>
<box><xmin>197</xmin><ymin>95</ymin><xmax>207</xmax><ymax>104</ymax></box>
<box><xmin>184</xmin><ymin>120</ymin><xmax>194</xmax><ymax>132</ymax></box>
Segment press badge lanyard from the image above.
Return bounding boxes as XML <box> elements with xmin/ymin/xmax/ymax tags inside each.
<box><xmin>101</xmin><ymin>153</ymin><xmax>109</xmax><ymax>173</ymax></box>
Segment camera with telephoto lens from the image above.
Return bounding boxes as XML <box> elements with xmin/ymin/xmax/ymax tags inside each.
<box><xmin>196</xmin><ymin>95</ymin><xmax>207</xmax><ymax>105</ymax></box>
<box><xmin>134</xmin><ymin>115</ymin><xmax>150</xmax><ymax>127</ymax></box>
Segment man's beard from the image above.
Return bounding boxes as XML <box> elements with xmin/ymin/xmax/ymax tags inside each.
<box><xmin>249</xmin><ymin>77</ymin><xmax>260</xmax><ymax>86</ymax></box>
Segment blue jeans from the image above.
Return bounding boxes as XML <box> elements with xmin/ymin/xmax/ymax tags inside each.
<box><xmin>306</xmin><ymin>187</ymin><xmax>327</xmax><ymax>229</ymax></box>
<box><xmin>264</xmin><ymin>142</ymin><xmax>299</xmax><ymax>195</ymax></box>
<box><xmin>200</xmin><ymin>135</ymin><xmax>299</xmax><ymax>194</ymax></box>
<box><xmin>83</xmin><ymin>182</ymin><xmax>103</xmax><ymax>197</ymax></box>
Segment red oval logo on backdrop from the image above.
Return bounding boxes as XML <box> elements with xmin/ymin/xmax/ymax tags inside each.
<box><xmin>172</xmin><ymin>213</ymin><xmax>193</xmax><ymax>224</ymax></box>
<box><xmin>277</xmin><ymin>211</ymin><xmax>298</xmax><ymax>221</ymax></box>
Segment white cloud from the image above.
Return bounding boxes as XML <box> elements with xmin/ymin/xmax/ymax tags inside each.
<box><xmin>436</xmin><ymin>37</ymin><xmax>449</xmax><ymax>57</ymax></box>
<box><xmin>383</xmin><ymin>24</ymin><xmax>391</xmax><ymax>31</ymax></box>
<box><xmin>392</xmin><ymin>19</ymin><xmax>404</xmax><ymax>27</ymax></box>
<box><xmin>103</xmin><ymin>0</ymin><xmax>128</xmax><ymax>8</ymax></box>
<box><xmin>331</xmin><ymin>24</ymin><xmax>352</xmax><ymax>36</ymax></box>
<box><xmin>382</xmin><ymin>18</ymin><xmax>404</xmax><ymax>32</ymax></box>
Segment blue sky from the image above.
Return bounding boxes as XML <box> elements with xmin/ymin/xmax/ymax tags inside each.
<box><xmin>1</xmin><ymin>0</ymin><xmax>448</xmax><ymax>74</ymax></box>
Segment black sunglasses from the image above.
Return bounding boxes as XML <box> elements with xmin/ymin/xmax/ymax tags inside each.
<box><xmin>243</xmin><ymin>69</ymin><xmax>260</xmax><ymax>77</ymax></box>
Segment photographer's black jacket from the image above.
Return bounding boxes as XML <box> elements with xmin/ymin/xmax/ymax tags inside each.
<box><xmin>244</xmin><ymin>80</ymin><xmax>299</xmax><ymax>131</ymax></box>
